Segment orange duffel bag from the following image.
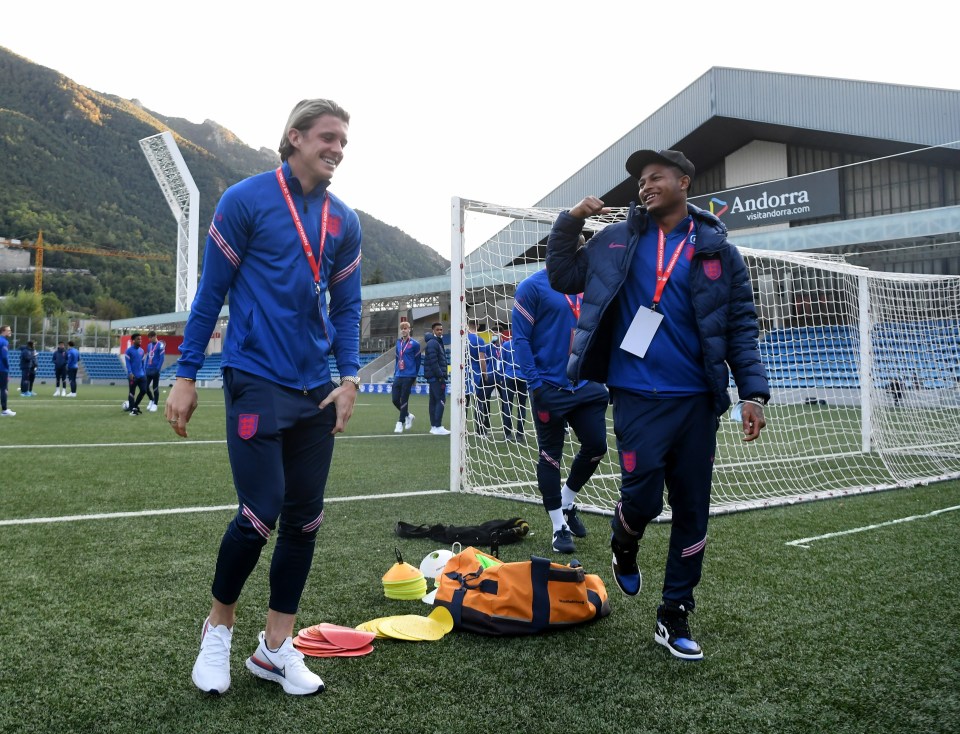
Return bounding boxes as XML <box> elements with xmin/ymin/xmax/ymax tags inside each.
<box><xmin>433</xmin><ymin>546</ymin><xmax>610</xmax><ymax>636</ymax></box>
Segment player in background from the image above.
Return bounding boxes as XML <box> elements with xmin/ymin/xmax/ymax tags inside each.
<box><xmin>64</xmin><ymin>341</ymin><xmax>80</xmax><ymax>397</ymax></box>
<box><xmin>466</xmin><ymin>320</ymin><xmax>494</xmax><ymax>437</ymax></box>
<box><xmin>512</xmin><ymin>269</ymin><xmax>608</xmax><ymax>554</ymax></box>
<box><xmin>391</xmin><ymin>321</ymin><xmax>421</xmax><ymax>433</ymax></box>
<box><xmin>422</xmin><ymin>322</ymin><xmax>450</xmax><ymax>434</ymax></box>
<box><xmin>144</xmin><ymin>331</ymin><xmax>166</xmax><ymax>413</ymax></box>
<box><xmin>124</xmin><ymin>333</ymin><xmax>148</xmax><ymax>416</ymax></box>
<box><xmin>491</xmin><ymin>325</ymin><xmax>528</xmax><ymax>443</ymax></box>
<box><xmin>52</xmin><ymin>341</ymin><xmax>69</xmax><ymax>396</ymax></box>
<box><xmin>0</xmin><ymin>325</ymin><xmax>14</xmax><ymax>416</ymax></box>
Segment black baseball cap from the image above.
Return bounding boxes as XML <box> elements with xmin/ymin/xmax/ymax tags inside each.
<box><xmin>625</xmin><ymin>149</ymin><xmax>695</xmax><ymax>181</ymax></box>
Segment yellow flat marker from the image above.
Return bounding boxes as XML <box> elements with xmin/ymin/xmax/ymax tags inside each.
<box><xmin>428</xmin><ymin>605</ymin><xmax>454</xmax><ymax>634</ymax></box>
<box><xmin>383</xmin><ymin>614</ymin><xmax>446</xmax><ymax>642</ymax></box>
<box><xmin>356</xmin><ymin>618</ymin><xmax>393</xmax><ymax>639</ymax></box>
<box><xmin>376</xmin><ymin>616</ymin><xmax>422</xmax><ymax>641</ymax></box>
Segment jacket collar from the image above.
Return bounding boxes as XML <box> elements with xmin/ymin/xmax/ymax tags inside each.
<box><xmin>280</xmin><ymin>160</ymin><xmax>330</xmax><ymax>202</ymax></box>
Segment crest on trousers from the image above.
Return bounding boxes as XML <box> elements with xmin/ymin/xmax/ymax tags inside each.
<box><xmin>621</xmin><ymin>450</ymin><xmax>636</xmax><ymax>473</ymax></box>
<box><xmin>238</xmin><ymin>414</ymin><xmax>259</xmax><ymax>440</ymax></box>
<box><xmin>703</xmin><ymin>259</ymin><xmax>722</xmax><ymax>280</ymax></box>
<box><xmin>537</xmin><ymin>410</ymin><xmax>551</xmax><ymax>423</ymax></box>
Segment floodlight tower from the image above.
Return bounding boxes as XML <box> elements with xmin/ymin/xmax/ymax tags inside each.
<box><xmin>139</xmin><ymin>131</ymin><xmax>199</xmax><ymax>312</ymax></box>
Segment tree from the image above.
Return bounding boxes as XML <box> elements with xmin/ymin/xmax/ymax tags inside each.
<box><xmin>1</xmin><ymin>288</ymin><xmax>43</xmax><ymax>318</ymax></box>
<box><xmin>41</xmin><ymin>291</ymin><xmax>64</xmax><ymax>315</ymax></box>
<box><xmin>93</xmin><ymin>296</ymin><xmax>131</xmax><ymax>320</ymax></box>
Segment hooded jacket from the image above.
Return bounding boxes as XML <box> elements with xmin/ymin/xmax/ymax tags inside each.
<box><xmin>546</xmin><ymin>202</ymin><xmax>769</xmax><ymax>416</ymax></box>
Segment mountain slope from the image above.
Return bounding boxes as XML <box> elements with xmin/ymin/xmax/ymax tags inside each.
<box><xmin>0</xmin><ymin>46</ymin><xmax>447</xmax><ymax>316</ymax></box>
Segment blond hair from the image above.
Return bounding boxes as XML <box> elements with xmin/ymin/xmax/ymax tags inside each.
<box><xmin>278</xmin><ymin>99</ymin><xmax>350</xmax><ymax>161</ymax></box>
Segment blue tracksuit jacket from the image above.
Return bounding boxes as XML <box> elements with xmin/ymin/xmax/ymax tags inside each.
<box><xmin>176</xmin><ymin>161</ymin><xmax>362</xmax><ymax>390</ymax></box>
<box><xmin>511</xmin><ymin>268</ymin><xmax>587</xmax><ymax>393</ymax></box>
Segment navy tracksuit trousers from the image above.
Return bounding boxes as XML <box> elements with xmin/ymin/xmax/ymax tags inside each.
<box><xmin>211</xmin><ymin>368</ymin><xmax>337</xmax><ymax>615</ymax></box>
<box><xmin>530</xmin><ymin>381</ymin><xmax>609</xmax><ymax>512</ymax></box>
<box><xmin>611</xmin><ymin>390</ymin><xmax>717</xmax><ymax>609</ymax></box>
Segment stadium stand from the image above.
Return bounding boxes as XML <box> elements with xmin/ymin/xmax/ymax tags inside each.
<box><xmin>79</xmin><ymin>353</ymin><xmax>128</xmax><ymax>381</ymax></box>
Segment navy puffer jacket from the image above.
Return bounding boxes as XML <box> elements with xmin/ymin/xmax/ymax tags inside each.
<box><xmin>422</xmin><ymin>331</ymin><xmax>448</xmax><ymax>382</ymax></box>
<box><xmin>546</xmin><ymin>202</ymin><xmax>769</xmax><ymax>417</ymax></box>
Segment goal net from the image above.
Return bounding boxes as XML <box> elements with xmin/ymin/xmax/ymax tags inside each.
<box><xmin>449</xmin><ymin>197</ymin><xmax>960</xmax><ymax>518</ymax></box>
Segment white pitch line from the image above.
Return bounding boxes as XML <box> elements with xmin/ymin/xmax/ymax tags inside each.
<box><xmin>0</xmin><ymin>489</ymin><xmax>449</xmax><ymax>527</ymax></box>
<box><xmin>786</xmin><ymin>504</ymin><xmax>960</xmax><ymax>547</ymax></box>
<box><xmin>0</xmin><ymin>440</ymin><xmax>227</xmax><ymax>449</ymax></box>
<box><xmin>0</xmin><ymin>432</ymin><xmax>446</xmax><ymax>450</ymax></box>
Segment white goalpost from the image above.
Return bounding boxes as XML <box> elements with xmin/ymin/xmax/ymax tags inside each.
<box><xmin>450</xmin><ymin>197</ymin><xmax>960</xmax><ymax>519</ymax></box>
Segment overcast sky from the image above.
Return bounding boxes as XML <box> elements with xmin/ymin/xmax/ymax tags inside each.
<box><xmin>2</xmin><ymin>1</ymin><xmax>957</xmax><ymax>259</ymax></box>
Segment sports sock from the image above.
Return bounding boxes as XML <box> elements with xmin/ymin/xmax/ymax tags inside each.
<box><xmin>560</xmin><ymin>484</ymin><xmax>577</xmax><ymax>509</ymax></box>
<box><xmin>548</xmin><ymin>508</ymin><xmax>566</xmax><ymax>533</ymax></box>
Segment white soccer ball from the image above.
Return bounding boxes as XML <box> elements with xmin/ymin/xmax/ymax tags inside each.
<box><xmin>122</xmin><ymin>401</ymin><xmax>129</xmax><ymax>410</ymax></box>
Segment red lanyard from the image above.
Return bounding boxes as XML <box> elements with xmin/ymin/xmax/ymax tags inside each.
<box><xmin>564</xmin><ymin>294</ymin><xmax>582</xmax><ymax>320</ymax></box>
<box><xmin>653</xmin><ymin>219</ymin><xmax>694</xmax><ymax>308</ymax></box>
<box><xmin>276</xmin><ymin>167</ymin><xmax>329</xmax><ymax>295</ymax></box>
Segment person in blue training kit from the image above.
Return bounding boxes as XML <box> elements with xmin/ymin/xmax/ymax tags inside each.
<box><xmin>391</xmin><ymin>321</ymin><xmax>421</xmax><ymax>433</ymax></box>
<box><xmin>546</xmin><ymin>149</ymin><xmax>769</xmax><ymax>661</ymax></box>
<box><xmin>52</xmin><ymin>341</ymin><xmax>69</xmax><ymax>396</ymax></box>
<box><xmin>0</xmin><ymin>325</ymin><xmax>14</xmax><ymax>416</ymax></box>
<box><xmin>19</xmin><ymin>341</ymin><xmax>38</xmax><ymax>396</ymax></box>
<box><xmin>124</xmin><ymin>333</ymin><xmax>148</xmax><ymax>416</ymax></box>
<box><xmin>166</xmin><ymin>98</ymin><xmax>362</xmax><ymax>697</ymax></box>
<box><xmin>512</xmin><ymin>269</ymin><xmax>608</xmax><ymax>554</ymax></box>
<box><xmin>422</xmin><ymin>322</ymin><xmax>450</xmax><ymax>435</ymax></box>
<box><xmin>466</xmin><ymin>320</ymin><xmax>494</xmax><ymax>436</ymax></box>
<box><xmin>144</xmin><ymin>331</ymin><xmax>166</xmax><ymax>413</ymax></box>
<box><xmin>64</xmin><ymin>340</ymin><xmax>80</xmax><ymax>397</ymax></box>
<box><xmin>491</xmin><ymin>325</ymin><xmax>528</xmax><ymax>443</ymax></box>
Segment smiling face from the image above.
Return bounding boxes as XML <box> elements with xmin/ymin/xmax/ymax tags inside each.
<box><xmin>638</xmin><ymin>163</ymin><xmax>689</xmax><ymax>220</ymax></box>
<box><xmin>286</xmin><ymin>114</ymin><xmax>349</xmax><ymax>194</ymax></box>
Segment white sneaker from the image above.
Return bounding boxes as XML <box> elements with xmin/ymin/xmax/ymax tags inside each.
<box><xmin>53</xmin><ymin>388</ymin><xmax>61</xmax><ymax>396</ymax></box>
<box><xmin>245</xmin><ymin>631</ymin><xmax>324</xmax><ymax>695</ymax></box>
<box><xmin>1</xmin><ymin>409</ymin><xmax>15</xmax><ymax>416</ymax></box>
<box><xmin>191</xmin><ymin>618</ymin><xmax>233</xmax><ymax>694</ymax></box>
<box><xmin>394</xmin><ymin>421</ymin><xmax>403</xmax><ymax>433</ymax></box>
<box><xmin>405</xmin><ymin>413</ymin><xmax>415</xmax><ymax>430</ymax></box>
<box><xmin>148</xmin><ymin>403</ymin><xmax>158</xmax><ymax>412</ymax></box>
<box><xmin>434</xmin><ymin>426</ymin><xmax>451</xmax><ymax>435</ymax></box>
<box><xmin>67</xmin><ymin>393</ymin><xmax>77</xmax><ymax>397</ymax></box>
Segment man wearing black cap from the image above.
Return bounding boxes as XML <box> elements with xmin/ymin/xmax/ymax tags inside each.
<box><xmin>545</xmin><ymin>149</ymin><xmax>769</xmax><ymax>661</ymax></box>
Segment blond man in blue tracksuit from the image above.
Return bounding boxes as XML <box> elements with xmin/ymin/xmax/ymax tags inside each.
<box><xmin>167</xmin><ymin>99</ymin><xmax>362</xmax><ymax>697</ymax></box>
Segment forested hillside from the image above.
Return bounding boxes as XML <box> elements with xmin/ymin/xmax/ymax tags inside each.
<box><xmin>0</xmin><ymin>46</ymin><xmax>447</xmax><ymax>318</ymax></box>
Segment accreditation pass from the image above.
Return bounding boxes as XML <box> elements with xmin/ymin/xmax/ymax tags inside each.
<box><xmin>619</xmin><ymin>306</ymin><xmax>663</xmax><ymax>359</ymax></box>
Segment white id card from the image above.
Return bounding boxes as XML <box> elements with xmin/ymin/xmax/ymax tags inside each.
<box><xmin>620</xmin><ymin>306</ymin><xmax>663</xmax><ymax>358</ymax></box>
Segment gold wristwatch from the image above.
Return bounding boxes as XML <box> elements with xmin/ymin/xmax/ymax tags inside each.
<box><xmin>339</xmin><ymin>375</ymin><xmax>361</xmax><ymax>388</ymax></box>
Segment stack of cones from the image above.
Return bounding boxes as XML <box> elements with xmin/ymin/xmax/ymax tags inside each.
<box><xmin>382</xmin><ymin>548</ymin><xmax>428</xmax><ymax>600</ymax></box>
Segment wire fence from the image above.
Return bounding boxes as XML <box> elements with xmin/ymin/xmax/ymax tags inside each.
<box><xmin>0</xmin><ymin>314</ymin><xmax>116</xmax><ymax>352</ymax></box>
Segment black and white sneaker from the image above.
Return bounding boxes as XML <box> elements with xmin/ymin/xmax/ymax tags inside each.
<box><xmin>610</xmin><ymin>533</ymin><xmax>641</xmax><ymax>596</ymax></box>
<box><xmin>562</xmin><ymin>504</ymin><xmax>588</xmax><ymax>538</ymax></box>
<box><xmin>552</xmin><ymin>527</ymin><xmax>575</xmax><ymax>553</ymax></box>
<box><xmin>654</xmin><ymin>601</ymin><xmax>704</xmax><ymax>661</ymax></box>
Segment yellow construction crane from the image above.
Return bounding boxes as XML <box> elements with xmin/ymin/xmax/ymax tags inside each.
<box><xmin>6</xmin><ymin>231</ymin><xmax>171</xmax><ymax>293</ymax></box>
